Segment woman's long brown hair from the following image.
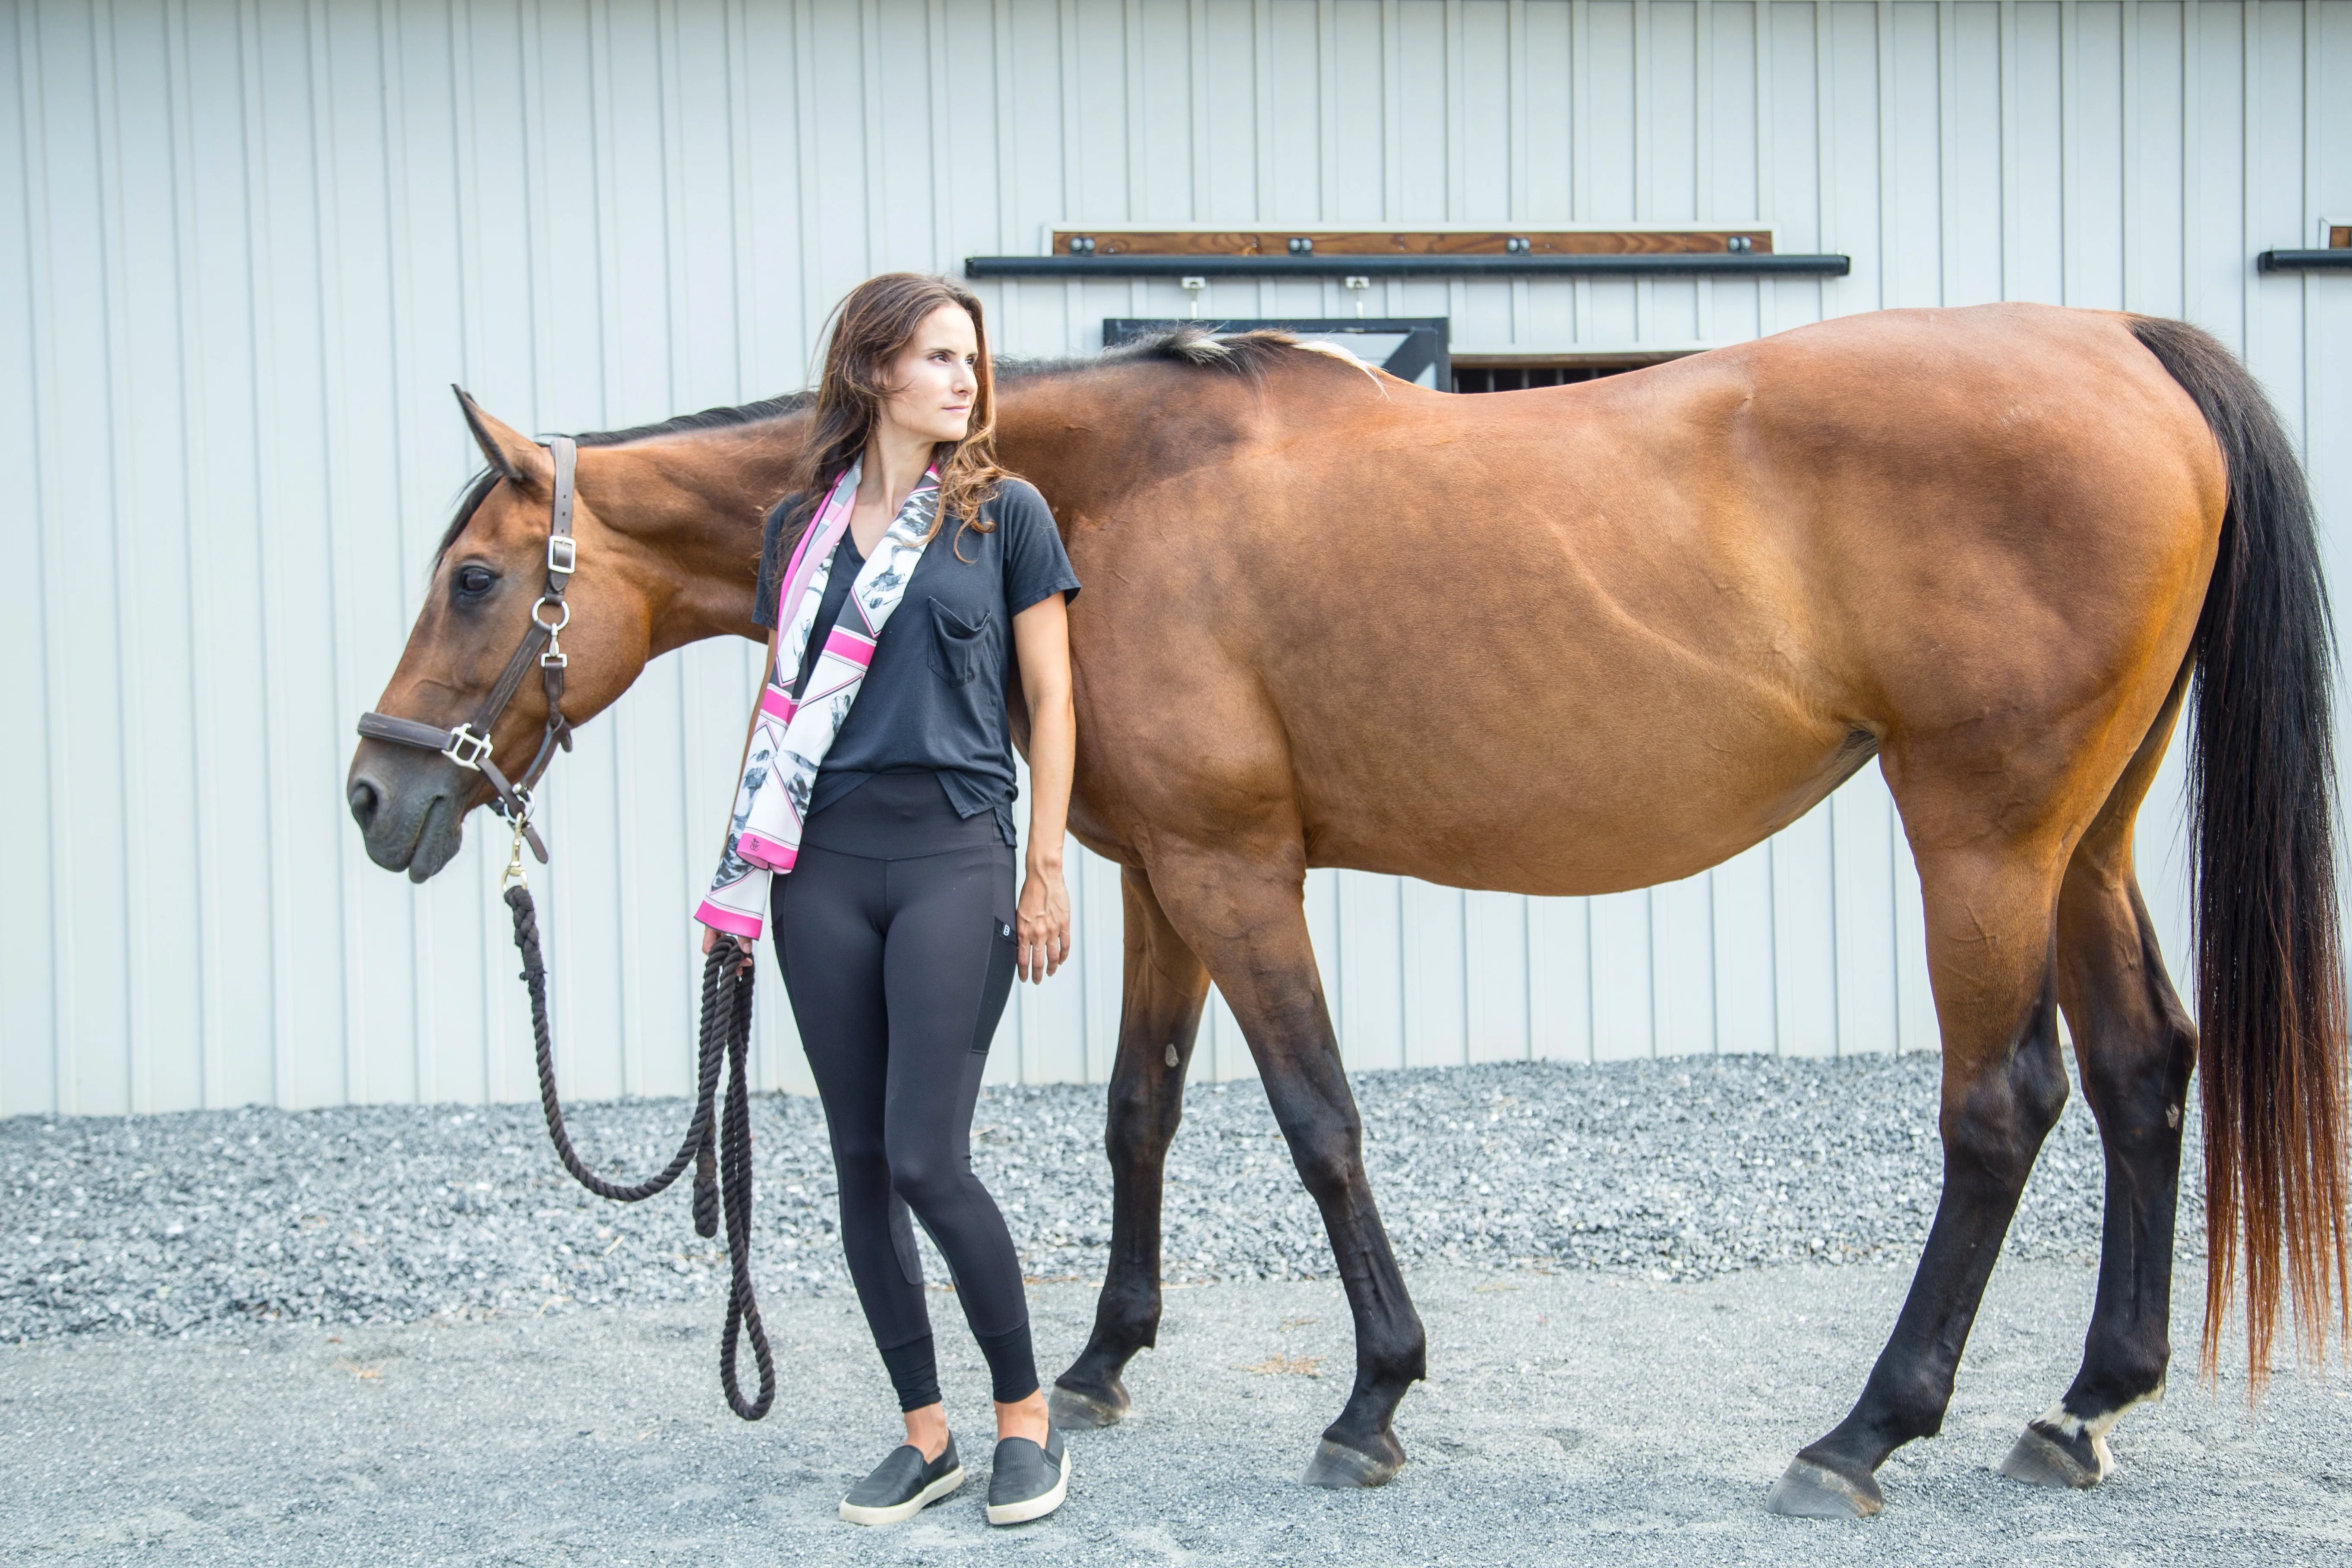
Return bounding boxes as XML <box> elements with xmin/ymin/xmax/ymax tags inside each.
<box><xmin>779</xmin><ymin>273</ymin><xmax>1010</xmax><ymax>555</ymax></box>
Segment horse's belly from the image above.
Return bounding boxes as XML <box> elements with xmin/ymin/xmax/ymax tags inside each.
<box><xmin>1284</xmin><ymin>655</ymin><xmax>1869</xmax><ymax>897</ymax></box>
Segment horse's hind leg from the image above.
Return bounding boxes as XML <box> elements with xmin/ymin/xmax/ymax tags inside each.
<box><xmin>1769</xmin><ymin>836</ymin><xmax>2072</xmax><ymax>1518</ymax></box>
<box><xmin>2000</xmin><ymin>684</ymin><xmax>2197</xmax><ymax>1489</ymax></box>
<box><xmin>1050</xmin><ymin>867</ymin><xmax>1212</xmax><ymax>1428</ymax></box>
<box><xmin>1142</xmin><ymin>843</ymin><xmax>1427</xmax><ymax>1487</ymax></box>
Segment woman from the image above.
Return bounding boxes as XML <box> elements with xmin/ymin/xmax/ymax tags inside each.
<box><xmin>695</xmin><ymin>274</ymin><xmax>1080</xmax><ymax>1527</ymax></box>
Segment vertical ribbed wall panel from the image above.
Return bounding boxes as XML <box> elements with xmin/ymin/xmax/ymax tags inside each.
<box><xmin>3</xmin><ymin>0</ymin><xmax>2343</xmax><ymax>1113</ymax></box>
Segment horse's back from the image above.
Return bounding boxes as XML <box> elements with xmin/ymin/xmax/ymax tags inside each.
<box><xmin>1058</xmin><ymin>304</ymin><xmax>2224</xmax><ymax>890</ymax></box>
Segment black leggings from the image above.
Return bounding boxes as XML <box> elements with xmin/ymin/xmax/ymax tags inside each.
<box><xmin>770</xmin><ymin>773</ymin><xmax>1032</xmax><ymax>1410</ymax></box>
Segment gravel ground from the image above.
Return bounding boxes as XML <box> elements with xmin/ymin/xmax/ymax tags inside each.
<box><xmin>10</xmin><ymin>1053</ymin><xmax>2339</xmax><ymax>1568</ymax></box>
<box><xmin>3</xmin><ymin>1053</ymin><xmax>2194</xmax><ymax>1344</ymax></box>
<box><xmin>8</xmin><ymin>1261</ymin><xmax>2347</xmax><ymax>1567</ymax></box>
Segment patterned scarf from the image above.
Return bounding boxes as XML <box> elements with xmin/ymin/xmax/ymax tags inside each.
<box><xmin>695</xmin><ymin>458</ymin><xmax>941</xmax><ymax>939</ymax></box>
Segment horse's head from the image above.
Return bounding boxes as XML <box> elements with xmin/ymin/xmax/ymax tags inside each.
<box><xmin>349</xmin><ymin>391</ymin><xmax>786</xmax><ymax>880</ymax></box>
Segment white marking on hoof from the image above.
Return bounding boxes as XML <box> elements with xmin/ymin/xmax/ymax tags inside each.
<box><xmin>1999</xmin><ymin>1424</ymin><xmax>2105</xmax><ymax>1489</ymax></box>
<box><xmin>2031</xmin><ymin>1382</ymin><xmax>2164</xmax><ymax>1484</ymax></box>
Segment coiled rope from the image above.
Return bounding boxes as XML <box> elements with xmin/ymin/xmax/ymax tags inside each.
<box><xmin>505</xmin><ymin>883</ymin><xmax>775</xmax><ymax>1420</ymax></box>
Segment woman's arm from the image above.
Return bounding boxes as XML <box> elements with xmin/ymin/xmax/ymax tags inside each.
<box><xmin>1012</xmin><ymin>592</ymin><xmax>1075</xmax><ymax>982</ymax></box>
<box><xmin>700</xmin><ymin>625</ymin><xmax>781</xmax><ymax>965</ymax></box>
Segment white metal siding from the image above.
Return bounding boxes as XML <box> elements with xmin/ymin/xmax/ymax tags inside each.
<box><xmin>4</xmin><ymin>1</ymin><xmax>2346</xmax><ymax>1115</ymax></box>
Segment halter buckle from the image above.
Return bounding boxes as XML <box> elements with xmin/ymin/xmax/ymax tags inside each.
<box><xmin>546</xmin><ymin>535</ymin><xmax>577</xmax><ymax>575</ymax></box>
<box><xmin>442</xmin><ymin>723</ymin><xmax>493</xmax><ymax>770</ymax></box>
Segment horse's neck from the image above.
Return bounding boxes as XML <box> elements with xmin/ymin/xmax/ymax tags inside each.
<box><xmin>601</xmin><ymin>426</ymin><xmax>803</xmax><ymax>653</ymax></box>
<box><xmin>994</xmin><ymin>387</ymin><xmax>1105</xmax><ymax>522</ymax></box>
<box><xmin>994</xmin><ymin>371</ymin><xmax>1260</xmax><ymax>524</ymax></box>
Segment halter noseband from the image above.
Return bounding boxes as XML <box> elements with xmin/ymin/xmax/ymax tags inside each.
<box><xmin>356</xmin><ymin>435</ymin><xmax>579</xmax><ymax>867</ymax></box>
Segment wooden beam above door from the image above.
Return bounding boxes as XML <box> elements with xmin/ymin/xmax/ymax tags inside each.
<box><xmin>1050</xmin><ymin>228</ymin><xmax>1774</xmax><ymax>257</ymax></box>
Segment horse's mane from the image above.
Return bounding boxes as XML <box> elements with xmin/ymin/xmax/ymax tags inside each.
<box><xmin>433</xmin><ymin>391</ymin><xmax>815</xmax><ymax>566</ymax></box>
<box><xmin>996</xmin><ymin>324</ymin><xmax>1311</xmax><ymax>386</ymax></box>
<box><xmin>432</xmin><ymin>328</ymin><xmax>1320</xmax><ymax>565</ymax></box>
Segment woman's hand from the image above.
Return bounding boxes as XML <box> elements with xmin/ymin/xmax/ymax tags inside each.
<box><xmin>701</xmin><ymin>923</ymin><xmax>755</xmax><ymax>974</ymax></box>
<box><xmin>1015</xmin><ymin>863</ymin><xmax>1072</xmax><ymax>982</ymax></box>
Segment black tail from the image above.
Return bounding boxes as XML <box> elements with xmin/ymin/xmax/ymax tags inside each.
<box><xmin>2132</xmin><ymin>315</ymin><xmax>2350</xmax><ymax>1382</ymax></box>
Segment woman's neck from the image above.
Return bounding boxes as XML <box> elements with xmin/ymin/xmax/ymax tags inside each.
<box><xmin>858</xmin><ymin>418</ymin><xmax>935</xmax><ymax>512</ymax></box>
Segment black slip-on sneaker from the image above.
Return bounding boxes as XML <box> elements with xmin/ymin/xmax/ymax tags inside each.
<box><xmin>985</xmin><ymin>1428</ymin><xmax>1070</xmax><ymax>1525</ymax></box>
<box><xmin>838</xmin><ymin>1436</ymin><xmax>964</xmax><ymax>1526</ymax></box>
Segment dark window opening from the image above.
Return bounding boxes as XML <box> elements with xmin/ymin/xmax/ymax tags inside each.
<box><xmin>1452</xmin><ymin>353</ymin><xmax>1689</xmax><ymax>394</ymax></box>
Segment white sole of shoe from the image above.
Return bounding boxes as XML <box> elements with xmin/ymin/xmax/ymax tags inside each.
<box><xmin>838</xmin><ymin>1464</ymin><xmax>965</xmax><ymax>1527</ymax></box>
<box><xmin>985</xmin><ymin>1447</ymin><xmax>1070</xmax><ymax>1526</ymax></box>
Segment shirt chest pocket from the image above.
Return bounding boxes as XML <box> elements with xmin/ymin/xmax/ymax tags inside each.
<box><xmin>926</xmin><ymin>600</ymin><xmax>991</xmax><ymax>687</ymax></box>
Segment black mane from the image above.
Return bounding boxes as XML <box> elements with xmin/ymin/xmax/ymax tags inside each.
<box><xmin>433</xmin><ymin>328</ymin><xmax>1318</xmax><ymax>565</ymax></box>
<box><xmin>996</xmin><ymin>324</ymin><xmax>1307</xmax><ymax>384</ymax></box>
<box><xmin>571</xmin><ymin>391</ymin><xmax>815</xmax><ymax>448</ymax></box>
<box><xmin>433</xmin><ymin>391</ymin><xmax>814</xmax><ymax>566</ymax></box>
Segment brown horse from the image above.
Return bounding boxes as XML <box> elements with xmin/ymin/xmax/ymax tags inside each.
<box><xmin>349</xmin><ymin>303</ymin><xmax>2346</xmax><ymax>1516</ymax></box>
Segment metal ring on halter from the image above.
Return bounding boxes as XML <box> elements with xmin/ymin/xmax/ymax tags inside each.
<box><xmin>535</xmin><ymin>596</ymin><xmax>571</xmax><ymax>667</ymax></box>
<box><xmin>494</xmin><ymin>782</ymin><xmax>534</xmax><ymax>825</ymax></box>
<box><xmin>442</xmin><ymin>723</ymin><xmax>493</xmax><ymax>770</ymax></box>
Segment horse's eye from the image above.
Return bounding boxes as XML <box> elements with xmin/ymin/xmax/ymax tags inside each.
<box><xmin>454</xmin><ymin>565</ymin><xmax>497</xmax><ymax>600</ymax></box>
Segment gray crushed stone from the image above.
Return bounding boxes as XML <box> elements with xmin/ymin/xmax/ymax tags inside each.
<box><xmin>2</xmin><ymin>1052</ymin><xmax>2197</xmax><ymax>1343</ymax></box>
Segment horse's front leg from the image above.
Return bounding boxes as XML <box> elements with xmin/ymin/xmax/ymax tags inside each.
<box><xmin>1769</xmin><ymin>842</ymin><xmax>2071</xmax><ymax>1518</ymax></box>
<box><xmin>1050</xmin><ymin>867</ymin><xmax>1211</xmax><ymax>1428</ymax></box>
<box><xmin>1144</xmin><ymin>844</ymin><xmax>1427</xmax><ymax>1487</ymax></box>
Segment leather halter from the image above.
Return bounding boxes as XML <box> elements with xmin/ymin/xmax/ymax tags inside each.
<box><xmin>356</xmin><ymin>435</ymin><xmax>579</xmax><ymax>866</ymax></box>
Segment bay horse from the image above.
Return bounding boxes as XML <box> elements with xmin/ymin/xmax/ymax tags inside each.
<box><xmin>348</xmin><ymin>303</ymin><xmax>2346</xmax><ymax>1516</ymax></box>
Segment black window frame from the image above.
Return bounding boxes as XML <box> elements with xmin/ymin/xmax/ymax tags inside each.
<box><xmin>1449</xmin><ymin>351</ymin><xmax>1693</xmax><ymax>394</ymax></box>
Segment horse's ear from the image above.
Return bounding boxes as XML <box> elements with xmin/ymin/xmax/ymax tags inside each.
<box><xmin>453</xmin><ymin>386</ymin><xmax>555</xmax><ymax>489</ymax></box>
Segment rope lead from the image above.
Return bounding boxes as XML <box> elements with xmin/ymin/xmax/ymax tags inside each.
<box><xmin>505</xmin><ymin>884</ymin><xmax>775</xmax><ymax>1420</ymax></box>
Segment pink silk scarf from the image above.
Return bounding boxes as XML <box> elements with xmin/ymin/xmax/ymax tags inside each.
<box><xmin>693</xmin><ymin>458</ymin><xmax>941</xmax><ymax>939</ymax></box>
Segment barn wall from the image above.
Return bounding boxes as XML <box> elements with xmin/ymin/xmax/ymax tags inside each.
<box><xmin>4</xmin><ymin>0</ymin><xmax>2346</xmax><ymax>1114</ymax></box>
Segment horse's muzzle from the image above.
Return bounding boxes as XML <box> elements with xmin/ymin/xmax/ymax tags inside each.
<box><xmin>347</xmin><ymin>742</ymin><xmax>468</xmax><ymax>883</ymax></box>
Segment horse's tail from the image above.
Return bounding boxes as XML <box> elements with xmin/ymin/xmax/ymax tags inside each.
<box><xmin>2132</xmin><ymin>315</ymin><xmax>2349</xmax><ymax>1384</ymax></box>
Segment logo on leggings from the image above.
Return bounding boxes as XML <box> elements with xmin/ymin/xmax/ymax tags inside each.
<box><xmin>997</xmin><ymin>921</ymin><xmax>1013</xmax><ymax>939</ymax></box>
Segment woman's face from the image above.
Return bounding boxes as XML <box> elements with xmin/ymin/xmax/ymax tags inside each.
<box><xmin>878</xmin><ymin>303</ymin><xmax>980</xmax><ymax>446</ymax></box>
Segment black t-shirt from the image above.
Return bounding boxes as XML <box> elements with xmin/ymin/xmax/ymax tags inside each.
<box><xmin>753</xmin><ymin>476</ymin><xmax>1080</xmax><ymax>842</ymax></box>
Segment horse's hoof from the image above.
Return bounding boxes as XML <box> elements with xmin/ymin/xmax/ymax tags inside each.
<box><xmin>1997</xmin><ymin>1420</ymin><xmax>2108</xmax><ymax>1490</ymax></box>
<box><xmin>1302</xmin><ymin>1435</ymin><xmax>1404</xmax><ymax>1489</ymax></box>
<box><xmin>1765</xmin><ymin>1457</ymin><xmax>1882</xmax><ymax>1519</ymax></box>
<box><xmin>1048</xmin><ymin>1377</ymin><xmax>1129</xmax><ymax>1429</ymax></box>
